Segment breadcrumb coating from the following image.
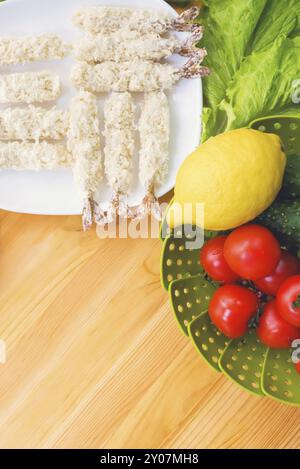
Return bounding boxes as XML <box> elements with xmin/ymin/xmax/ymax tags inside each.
<box><xmin>0</xmin><ymin>34</ymin><xmax>69</xmax><ymax>65</ymax></box>
<box><xmin>72</xmin><ymin>6</ymin><xmax>171</xmax><ymax>35</ymax></box>
<box><xmin>74</xmin><ymin>31</ymin><xmax>179</xmax><ymax>62</ymax></box>
<box><xmin>103</xmin><ymin>92</ymin><xmax>135</xmax><ymax>195</ymax></box>
<box><xmin>139</xmin><ymin>92</ymin><xmax>170</xmax><ymax>190</ymax></box>
<box><xmin>68</xmin><ymin>91</ymin><xmax>102</xmax><ymax>197</ymax></box>
<box><xmin>71</xmin><ymin>54</ymin><xmax>209</xmax><ymax>93</ymax></box>
<box><xmin>0</xmin><ymin>71</ymin><xmax>61</xmax><ymax>104</ymax></box>
<box><xmin>73</xmin><ymin>6</ymin><xmax>200</xmax><ymax>35</ymax></box>
<box><xmin>74</xmin><ymin>27</ymin><xmax>204</xmax><ymax>63</ymax></box>
<box><xmin>134</xmin><ymin>92</ymin><xmax>170</xmax><ymax>221</ymax></box>
<box><xmin>0</xmin><ymin>142</ymin><xmax>72</xmax><ymax>170</ymax></box>
<box><xmin>68</xmin><ymin>91</ymin><xmax>102</xmax><ymax>230</ymax></box>
<box><xmin>71</xmin><ymin>61</ymin><xmax>178</xmax><ymax>92</ymax></box>
<box><xmin>0</xmin><ymin>106</ymin><xmax>69</xmax><ymax>141</ymax></box>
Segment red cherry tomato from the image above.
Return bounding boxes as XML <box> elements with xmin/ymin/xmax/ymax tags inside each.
<box><xmin>295</xmin><ymin>362</ymin><xmax>300</xmax><ymax>375</ymax></box>
<box><xmin>209</xmin><ymin>285</ymin><xmax>258</xmax><ymax>339</ymax></box>
<box><xmin>200</xmin><ymin>236</ymin><xmax>240</xmax><ymax>283</ymax></box>
<box><xmin>254</xmin><ymin>251</ymin><xmax>300</xmax><ymax>296</ymax></box>
<box><xmin>257</xmin><ymin>300</ymin><xmax>300</xmax><ymax>349</ymax></box>
<box><xmin>277</xmin><ymin>275</ymin><xmax>300</xmax><ymax>327</ymax></box>
<box><xmin>224</xmin><ymin>224</ymin><xmax>281</xmax><ymax>280</ymax></box>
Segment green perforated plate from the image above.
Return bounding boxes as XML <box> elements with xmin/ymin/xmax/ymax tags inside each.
<box><xmin>250</xmin><ymin>115</ymin><xmax>300</xmax><ymax>156</ymax></box>
<box><xmin>160</xmin><ymin>222</ymin><xmax>223</xmax><ymax>291</ymax></box>
<box><xmin>189</xmin><ymin>312</ymin><xmax>230</xmax><ymax>372</ymax></box>
<box><xmin>262</xmin><ymin>348</ymin><xmax>300</xmax><ymax>406</ymax></box>
<box><xmin>219</xmin><ymin>329</ymin><xmax>268</xmax><ymax>396</ymax></box>
<box><xmin>161</xmin><ymin>224</ymin><xmax>300</xmax><ymax>405</ymax></box>
<box><xmin>160</xmin><ymin>116</ymin><xmax>300</xmax><ymax>405</ymax></box>
<box><xmin>169</xmin><ymin>274</ymin><xmax>216</xmax><ymax>336</ymax></box>
<box><xmin>160</xmin><ymin>229</ymin><xmax>203</xmax><ymax>291</ymax></box>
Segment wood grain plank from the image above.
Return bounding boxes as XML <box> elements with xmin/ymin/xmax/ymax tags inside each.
<box><xmin>1</xmin><ymin>210</ymin><xmax>300</xmax><ymax>448</ymax></box>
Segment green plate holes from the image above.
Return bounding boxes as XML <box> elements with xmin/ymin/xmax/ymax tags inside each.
<box><xmin>250</xmin><ymin>116</ymin><xmax>300</xmax><ymax>156</ymax></box>
<box><xmin>188</xmin><ymin>312</ymin><xmax>230</xmax><ymax>372</ymax></box>
<box><xmin>262</xmin><ymin>348</ymin><xmax>300</xmax><ymax>406</ymax></box>
<box><xmin>159</xmin><ymin>194</ymin><xmax>300</xmax><ymax>405</ymax></box>
<box><xmin>170</xmin><ymin>274</ymin><xmax>216</xmax><ymax>336</ymax></box>
<box><xmin>161</xmin><ymin>230</ymin><xmax>203</xmax><ymax>290</ymax></box>
<box><xmin>219</xmin><ymin>329</ymin><xmax>267</xmax><ymax>396</ymax></box>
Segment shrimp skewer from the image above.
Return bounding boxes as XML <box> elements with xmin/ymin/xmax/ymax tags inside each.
<box><xmin>0</xmin><ymin>34</ymin><xmax>69</xmax><ymax>65</ymax></box>
<box><xmin>0</xmin><ymin>71</ymin><xmax>60</xmax><ymax>104</ymax></box>
<box><xmin>72</xmin><ymin>6</ymin><xmax>200</xmax><ymax>35</ymax></box>
<box><xmin>0</xmin><ymin>106</ymin><xmax>69</xmax><ymax>141</ymax></box>
<box><xmin>135</xmin><ymin>92</ymin><xmax>170</xmax><ymax>221</ymax></box>
<box><xmin>68</xmin><ymin>91</ymin><xmax>103</xmax><ymax>231</ymax></box>
<box><xmin>0</xmin><ymin>142</ymin><xmax>72</xmax><ymax>170</ymax></box>
<box><xmin>74</xmin><ymin>27</ymin><xmax>204</xmax><ymax>63</ymax></box>
<box><xmin>99</xmin><ymin>92</ymin><xmax>135</xmax><ymax>225</ymax></box>
<box><xmin>71</xmin><ymin>55</ymin><xmax>209</xmax><ymax>94</ymax></box>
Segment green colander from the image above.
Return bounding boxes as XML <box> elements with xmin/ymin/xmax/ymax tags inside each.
<box><xmin>160</xmin><ymin>116</ymin><xmax>300</xmax><ymax>406</ymax></box>
<box><xmin>250</xmin><ymin>115</ymin><xmax>300</xmax><ymax>156</ymax></box>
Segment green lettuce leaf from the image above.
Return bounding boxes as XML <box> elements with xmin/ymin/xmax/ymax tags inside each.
<box><xmin>250</xmin><ymin>0</ymin><xmax>300</xmax><ymax>53</ymax></box>
<box><xmin>200</xmin><ymin>0</ymin><xmax>268</xmax><ymax>139</ymax></box>
<box><xmin>220</xmin><ymin>36</ymin><xmax>300</xmax><ymax>130</ymax></box>
<box><xmin>201</xmin><ymin>0</ymin><xmax>300</xmax><ymax>140</ymax></box>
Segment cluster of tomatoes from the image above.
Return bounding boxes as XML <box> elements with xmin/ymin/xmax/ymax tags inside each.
<box><xmin>200</xmin><ymin>224</ymin><xmax>300</xmax><ymax>375</ymax></box>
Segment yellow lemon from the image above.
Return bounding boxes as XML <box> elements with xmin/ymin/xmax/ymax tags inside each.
<box><xmin>167</xmin><ymin>129</ymin><xmax>286</xmax><ymax>231</ymax></box>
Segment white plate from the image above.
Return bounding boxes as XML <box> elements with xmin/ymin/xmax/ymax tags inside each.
<box><xmin>0</xmin><ymin>0</ymin><xmax>202</xmax><ymax>215</ymax></box>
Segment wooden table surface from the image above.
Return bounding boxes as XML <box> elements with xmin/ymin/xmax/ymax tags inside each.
<box><xmin>0</xmin><ymin>0</ymin><xmax>299</xmax><ymax>452</ymax></box>
<box><xmin>0</xmin><ymin>208</ymin><xmax>300</xmax><ymax>449</ymax></box>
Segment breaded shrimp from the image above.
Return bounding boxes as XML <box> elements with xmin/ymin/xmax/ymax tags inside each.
<box><xmin>71</xmin><ymin>55</ymin><xmax>209</xmax><ymax>93</ymax></box>
<box><xmin>98</xmin><ymin>92</ymin><xmax>135</xmax><ymax>225</ymax></box>
<box><xmin>74</xmin><ymin>27</ymin><xmax>204</xmax><ymax>63</ymax></box>
<box><xmin>136</xmin><ymin>92</ymin><xmax>170</xmax><ymax>221</ymax></box>
<box><xmin>0</xmin><ymin>106</ymin><xmax>69</xmax><ymax>141</ymax></box>
<box><xmin>72</xmin><ymin>6</ymin><xmax>200</xmax><ymax>35</ymax></box>
<box><xmin>0</xmin><ymin>34</ymin><xmax>69</xmax><ymax>65</ymax></box>
<box><xmin>0</xmin><ymin>71</ymin><xmax>60</xmax><ymax>104</ymax></box>
<box><xmin>68</xmin><ymin>91</ymin><xmax>103</xmax><ymax>231</ymax></box>
<box><xmin>0</xmin><ymin>142</ymin><xmax>72</xmax><ymax>170</ymax></box>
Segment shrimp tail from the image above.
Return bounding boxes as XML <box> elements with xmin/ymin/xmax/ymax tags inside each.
<box><xmin>173</xmin><ymin>7</ymin><xmax>201</xmax><ymax>32</ymax></box>
<box><xmin>118</xmin><ymin>193</ymin><xmax>134</xmax><ymax>219</ymax></box>
<box><xmin>93</xmin><ymin>200</ymin><xmax>107</xmax><ymax>225</ymax></box>
<box><xmin>82</xmin><ymin>197</ymin><xmax>94</xmax><ymax>231</ymax></box>
<box><xmin>96</xmin><ymin>196</ymin><xmax>117</xmax><ymax>226</ymax></box>
<box><xmin>134</xmin><ymin>192</ymin><xmax>162</xmax><ymax>222</ymax></box>
<box><xmin>181</xmin><ymin>55</ymin><xmax>210</xmax><ymax>79</ymax></box>
<box><xmin>179</xmin><ymin>26</ymin><xmax>204</xmax><ymax>57</ymax></box>
<box><xmin>95</xmin><ymin>192</ymin><xmax>133</xmax><ymax>226</ymax></box>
